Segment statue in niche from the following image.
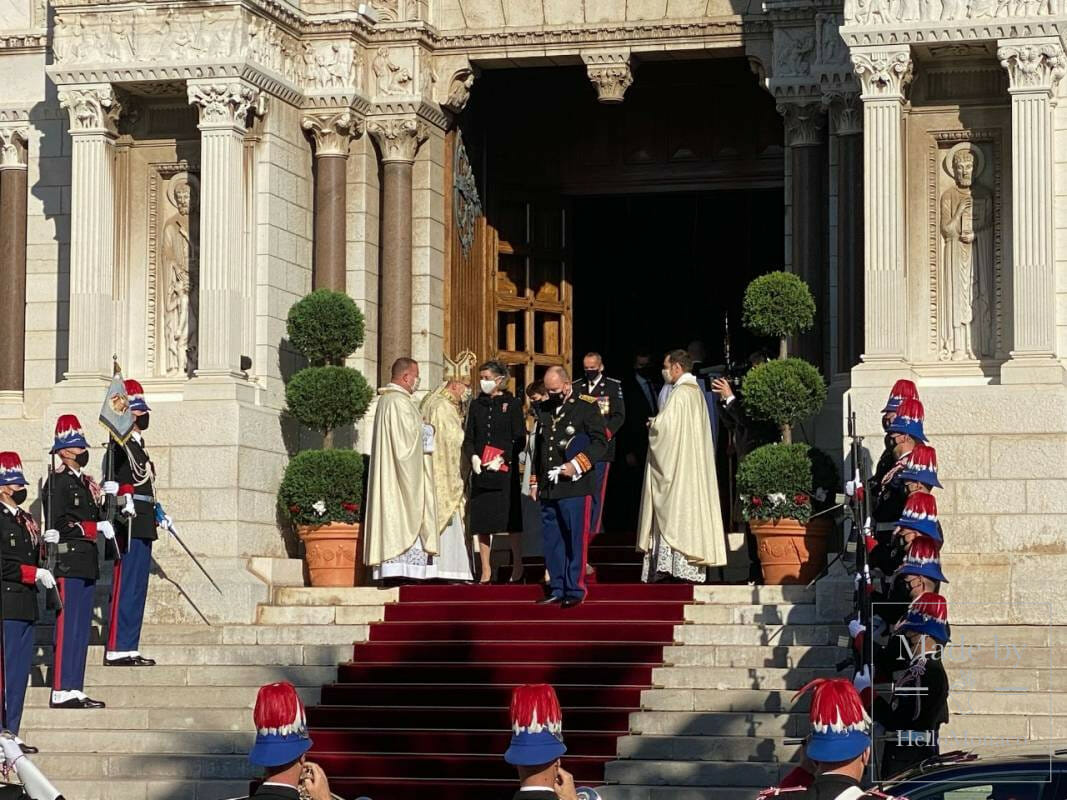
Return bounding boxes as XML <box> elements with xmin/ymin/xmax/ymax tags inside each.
<box><xmin>161</xmin><ymin>173</ymin><xmax>199</xmax><ymax>376</ymax></box>
<box><xmin>939</xmin><ymin>145</ymin><xmax>993</xmax><ymax>361</ymax></box>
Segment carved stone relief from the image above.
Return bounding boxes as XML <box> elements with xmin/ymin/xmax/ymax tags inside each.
<box><xmin>452</xmin><ymin>132</ymin><xmax>481</xmax><ymax>257</ymax></box>
<box><xmin>774</xmin><ymin>28</ymin><xmax>816</xmax><ymax>76</ymax></box>
<box><xmin>443</xmin><ymin>68</ymin><xmax>476</xmax><ymax>113</ymax></box>
<box><xmin>928</xmin><ymin>133</ymin><xmax>1001</xmax><ymax>361</ymax></box>
<box><xmin>148</xmin><ymin>164</ymin><xmax>200</xmax><ymax>377</ymax></box>
<box><xmin>372</xmin><ymin>47</ymin><xmax>413</xmax><ymax>97</ymax></box>
<box><xmin>845</xmin><ymin>0</ymin><xmax>1062</xmax><ymax>24</ymax></box>
<box><xmin>816</xmin><ymin>13</ymin><xmax>848</xmax><ymax>66</ymax></box>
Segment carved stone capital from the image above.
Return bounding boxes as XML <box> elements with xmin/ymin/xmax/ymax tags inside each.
<box><xmin>188</xmin><ymin>82</ymin><xmax>261</xmax><ymax>130</ymax></box>
<box><xmin>58</xmin><ymin>85</ymin><xmax>122</xmax><ymax>136</ymax></box>
<box><xmin>777</xmin><ymin>101</ymin><xmax>827</xmax><ymax>147</ymax></box>
<box><xmin>367</xmin><ymin>116</ymin><xmax>428</xmax><ymax>163</ymax></box>
<box><xmin>302</xmin><ymin>111</ymin><xmax>364</xmax><ymax>157</ymax></box>
<box><xmin>822</xmin><ymin>90</ymin><xmax>862</xmax><ymax>136</ymax></box>
<box><xmin>851</xmin><ymin>49</ymin><xmax>913</xmax><ymax>99</ymax></box>
<box><xmin>582</xmin><ymin>52</ymin><xmax>633</xmax><ymax>104</ymax></box>
<box><xmin>0</xmin><ymin>127</ymin><xmax>28</xmax><ymax>169</ymax></box>
<box><xmin>998</xmin><ymin>39</ymin><xmax>1066</xmax><ymax>93</ymax></box>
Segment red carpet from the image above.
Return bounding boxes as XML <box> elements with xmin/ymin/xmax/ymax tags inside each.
<box><xmin>307</xmin><ymin>536</ymin><xmax>694</xmax><ymax>799</ymax></box>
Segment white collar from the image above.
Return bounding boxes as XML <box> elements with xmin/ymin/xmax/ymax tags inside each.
<box><xmin>131</xmin><ymin>431</ymin><xmax>142</xmax><ymax>443</ymax></box>
<box><xmin>385</xmin><ymin>382</ymin><xmax>412</xmax><ymax>395</ymax></box>
<box><xmin>674</xmin><ymin>372</ymin><xmax>698</xmax><ymax>388</ymax></box>
<box><xmin>0</xmin><ymin>502</ymin><xmax>17</xmax><ymax>516</ymax></box>
<box><xmin>587</xmin><ymin>374</ymin><xmax>602</xmax><ymax>389</ymax></box>
<box><xmin>517</xmin><ymin>786</ymin><xmax>556</xmax><ymax>793</ymax></box>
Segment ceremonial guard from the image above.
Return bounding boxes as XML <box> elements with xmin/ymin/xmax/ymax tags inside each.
<box><xmin>42</xmin><ymin>415</ymin><xmax>112</xmax><ymax>709</ymax></box>
<box><xmin>873</xmin><ymin>380</ymin><xmax>919</xmax><ymax>486</ymax></box>
<box><xmin>504</xmin><ymin>684</ymin><xmax>578</xmax><ymax>800</ymax></box>
<box><xmin>872</xmin><ymin>398</ymin><xmax>927</xmax><ymax>544</ymax></box>
<box><xmin>530</xmin><ymin>367</ymin><xmax>608</xmax><ymax>608</ymax></box>
<box><xmin>872</xmin><ymin>592</ymin><xmax>950</xmax><ymax>779</ymax></box>
<box><xmin>0</xmin><ymin>453</ymin><xmax>49</xmax><ymax>751</ymax></box>
<box><xmin>572</xmin><ymin>353</ymin><xmax>625</xmax><ymax>537</ymax></box>
<box><xmin>103</xmin><ymin>380</ymin><xmax>158</xmax><ymax>667</ymax></box>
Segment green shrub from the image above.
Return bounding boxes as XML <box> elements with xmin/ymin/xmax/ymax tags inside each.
<box><xmin>278</xmin><ymin>449</ymin><xmax>365</xmax><ymax>525</ymax></box>
<box><xmin>737</xmin><ymin>443</ymin><xmax>813</xmax><ymax>522</ymax></box>
<box><xmin>287</xmin><ymin>289</ymin><xmax>365</xmax><ymax>366</ymax></box>
<box><xmin>741</xmin><ymin>358</ymin><xmax>826</xmax><ymax>442</ymax></box>
<box><xmin>285</xmin><ymin>365</ymin><xmax>374</xmax><ymax>438</ymax></box>
<box><xmin>742</xmin><ymin>271</ymin><xmax>816</xmax><ymax>342</ymax></box>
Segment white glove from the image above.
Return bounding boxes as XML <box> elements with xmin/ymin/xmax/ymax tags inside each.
<box><xmin>97</xmin><ymin>520</ymin><xmax>115</xmax><ymax>540</ymax></box>
<box><xmin>485</xmin><ymin>456</ymin><xmax>504</xmax><ymax>472</ymax></box>
<box><xmin>0</xmin><ymin>735</ymin><xmax>21</xmax><ymax>767</ymax></box>
<box><xmin>102</xmin><ymin>481</ymin><xmax>119</xmax><ymax>496</ymax></box>
<box><xmin>121</xmin><ymin>494</ymin><xmax>136</xmax><ymax>518</ymax></box>
<box><xmin>547</xmin><ymin>466</ymin><xmax>562</xmax><ymax>484</ymax></box>
<box><xmin>471</xmin><ymin>455</ymin><xmax>482</xmax><ymax>475</ymax></box>
<box><xmin>845</xmin><ymin>479</ymin><xmax>858</xmax><ymax>497</ymax></box>
<box><xmin>853</xmin><ymin>572</ymin><xmax>862</xmax><ymax>590</ymax></box>
<box><xmin>35</xmin><ymin>569</ymin><xmax>56</xmax><ymax>590</ymax></box>
<box><xmin>161</xmin><ymin>514</ymin><xmax>173</xmax><ymax>531</ymax></box>
<box><xmin>43</xmin><ymin>529</ymin><xmax>60</xmax><ymax>545</ymax></box>
<box><xmin>853</xmin><ymin>664</ymin><xmax>872</xmax><ymax>694</ymax></box>
<box><xmin>848</xmin><ymin>618</ymin><xmax>866</xmax><ymax>639</ymax></box>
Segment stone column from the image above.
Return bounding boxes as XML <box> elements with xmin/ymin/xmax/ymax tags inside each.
<box><xmin>778</xmin><ymin>100</ymin><xmax>829</xmax><ymax>371</ymax></box>
<box><xmin>998</xmin><ymin>39</ymin><xmax>1066</xmax><ymax>383</ymax></box>
<box><xmin>188</xmin><ymin>81</ymin><xmax>258</xmax><ymax>379</ymax></box>
<box><xmin>368</xmin><ymin>116</ymin><xmax>427</xmax><ymax>386</ymax></box>
<box><xmin>582</xmin><ymin>52</ymin><xmax>634</xmax><ymax>104</ymax></box>
<box><xmin>303</xmin><ymin>111</ymin><xmax>363</xmax><ymax>292</ymax></box>
<box><xmin>57</xmin><ymin>85</ymin><xmax>122</xmax><ymax>381</ymax></box>
<box><xmin>825</xmin><ymin>90</ymin><xmax>864</xmax><ymax>374</ymax></box>
<box><xmin>850</xmin><ymin>48</ymin><xmax>913</xmax><ymax>367</ymax></box>
<box><xmin>0</xmin><ymin>124</ymin><xmax>28</xmax><ymax>392</ymax></box>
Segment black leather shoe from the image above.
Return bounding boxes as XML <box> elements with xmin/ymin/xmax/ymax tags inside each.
<box><xmin>562</xmin><ymin>596</ymin><xmax>584</xmax><ymax>609</ymax></box>
<box><xmin>18</xmin><ymin>743</ymin><xmax>38</xmax><ymax>754</ymax></box>
<box><xmin>50</xmin><ymin>696</ymin><xmax>106</xmax><ymax>709</ymax></box>
<box><xmin>535</xmin><ymin>595</ymin><xmax>562</xmax><ymax>605</ymax></box>
<box><xmin>104</xmin><ymin>655</ymin><xmax>156</xmax><ymax>667</ymax></box>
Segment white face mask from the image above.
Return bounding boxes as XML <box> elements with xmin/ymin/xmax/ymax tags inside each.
<box><xmin>411</xmin><ymin>375</ymin><xmax>421</xmax><ymax>392</ymax></box>
<box><xmin>480</xmin><ymin>379</ymin><xmax>498</xmax><ymax>395</ymax></box>
<box><xmin>662</xmin><ymin>368</ymin><xmax>673</xmax><ymax>385</ymax></box>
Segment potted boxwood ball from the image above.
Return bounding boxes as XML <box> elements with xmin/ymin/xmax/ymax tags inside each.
<box><xmin>278</xmin><ymin>290</ymin><xmax>373</xmax><ymax>586</ymax></box>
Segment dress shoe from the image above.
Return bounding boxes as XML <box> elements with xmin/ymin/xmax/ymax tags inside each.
<box><xmin>536</xmin><ymin>595</ymin><xmax>562</xmax><ymax>605</ymax></box>
<box><xmin>562</xmin><ymin>596</ymin><xmax>584</xmax><ymax>609</ymax></box>
<box><xmin>50</xmin><ymin>696</ymin><xmax>106</xmax><ymax>709</ymax></box>
<box><xmin>17</xmin><ymin>742</ymin><xmax>38</xmax><ymax>754</ymax></box>
<box><xmin>103</xmin><ymin>655</ymin><xmax>156</xmax><ymax>667</ymax></box>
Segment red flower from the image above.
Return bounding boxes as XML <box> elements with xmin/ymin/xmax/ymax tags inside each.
<box><xmin>342</xmin><ymin>502</ymin><xmax>359</xmax><ymax>513</ymax></box>
<box><xmin>288</xmin><ymin>504</ymin><xmax>300</xmax><ymax>514</ymax></box>
<box><xmin>751</xmin><ymin>497</ymin><xmax>763</xmax><ymax>507</ymax></box>
<box><xmin>794</xmin><ymin>494</ymin><xmax>809</xmax><ymax>504</ymax></box>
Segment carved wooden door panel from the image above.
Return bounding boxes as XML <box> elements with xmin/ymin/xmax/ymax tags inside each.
<box><xmin>489</xmin><ymin>193</ymin><xmax>572</xmax><ymax>395</ymax></box>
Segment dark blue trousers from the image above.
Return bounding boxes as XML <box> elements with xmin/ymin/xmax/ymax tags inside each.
<box><xmin>589</xmin><ymin>462</ymin><xmax>611</xmax><ymax>537</ymax></box>
<box><xmin>54</xmin><ymin>577</ymin><xmax>95</xmax><ymax>691</ymax></box>
<box><xmin>108</xmin><ymin>537</ymin><xmax>152</xmax><ymax>653</ymax></box>
<box><xmin>541</xmin><ymin>496</ymin><xmax>591</xmax><ymax>602</ymax></box>
<box><xmin>2</xmin><ymin>619</ymin><xmax>34</xmax><ymax>734</ymax></box>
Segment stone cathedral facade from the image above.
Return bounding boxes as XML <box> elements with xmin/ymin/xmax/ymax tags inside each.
<box><xmin>0</xmin><ymin>0</ymin><xmax>1065</xmax><ymax>622</ymax></box>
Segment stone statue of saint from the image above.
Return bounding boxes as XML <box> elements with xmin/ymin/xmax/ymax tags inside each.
<box><xmin>939</xmin><ymin>147</ymin><xmax>993</xmax><ymax>361</ymax></box>
<box><xmin>161</xmin><ymin>173</ymin><xmax>199</xmax><ymax>375</ymax></box>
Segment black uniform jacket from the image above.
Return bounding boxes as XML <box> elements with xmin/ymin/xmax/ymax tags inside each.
<box><xmin>104</xmin><ymin>435</ymin><xmax>158</xmax><ymax>541</ymax></box>
<box><xmin>872</xmin><ymin>453</ymin><xmax>909</xmax><ymax>530</ymax></box>
<box><xmin>572</xmin><ymin>374</ymin><xmax>625</xmax><ymax>462</ymax></box>
<box><xmin>875</xmin><ymin>652</ymin><xmax>950</xmax><ymax>734</ymax></box>
<box><xmin>619</xmin><ymin>372</ymin><xmax>658</xmax><ymax>462</ymax></box>
<box><xmin>532</xmin><ymin>393</ymin><xmax>610</xmax><ymax>501</ymax></box>
<box><xmin>510</xmin><ymin>789</ymin><xmax>558</xmax><ymax>800</ymax></box>
<box><xmin>44</xmin><ymin>467</ymin><xmax>103</xmax><ymax>581</ymax></box>
<box><xmin>0</xmin><ymin>504</ymin><xmax>41</xmax><ymax>622</ymax></box>
<box><xmin>464</xmin><ymin>393</ymin><xmax>527</xmax><ymax>491</ymax></box>
<box><xmin>794</xmin><ymin>773</ymin><xmax>866</xmax><ymax>800</ymax></box>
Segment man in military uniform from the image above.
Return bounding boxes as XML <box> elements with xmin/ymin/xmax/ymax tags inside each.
<box><xmin>572</xmin><ymin>352</ymin><xmax>625</xmax><ymax>538</ymax></box>
<box><xmin>872</xmin><ymin>398</ymin><xmax>927</xmax><ymax>549</ymax></box>
<box><xmin>43</xmin><ymin>414</ymin><xmax>113</xmax><ymax>708</ymax></box>
<box><xmin>102</xmin><ymin>379</ymin><xmax>159</xmax><ymax>667</ymax></box>
<box><xmin>530</xmin><ymin>366</ymin><xmax>608</xmax><ymax>608</ymax></box>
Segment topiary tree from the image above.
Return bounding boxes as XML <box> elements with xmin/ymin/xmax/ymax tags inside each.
<box><xmin>742</xmin><ymin>271</ymin><xmax>816</xmax><ymax>360</ymax></box>
<box><xmin>736</xmin><ymin>443</ymin><xmax>814</xmax><ymax>523</ymax></box>
<box><xmin>741</xmin><ymin>358</ymin><xmax>826</xmax><ymax>444</ymax></box>
<box><xmin>287</xmin><ymin>290</ymin><xmax>366</xmax><ymax>367</ymax></box>
<box><xmin>278</xmin><ymin>450</ymin><xmax>365</xmax><ymax>527</ymax></box>
<box><xmin>285</xmin><ymin>366</ymin><xmax>373</xmax><ymax>446</ymax></box>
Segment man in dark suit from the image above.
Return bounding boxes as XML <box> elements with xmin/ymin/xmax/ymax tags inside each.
<box><xmin>616</xmin><ymin>349</ymin><xmax>659</xmax><ymax>529</ymax></box>
<box><xmin>505</xmin><ymin>684</ymin><xmax>579</xmax><ymax>800</ymax></box>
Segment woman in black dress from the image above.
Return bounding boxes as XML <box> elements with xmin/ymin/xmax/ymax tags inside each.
<box><xmin>464</xmin><ymin>360</ymin><xmax>526</xmax><ymax>583</ymax></box>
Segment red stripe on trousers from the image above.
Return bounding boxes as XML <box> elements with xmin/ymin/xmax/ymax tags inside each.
<box><xmin>53</xmin><ymin>578</ymin><xmax>66</xmax><ymax>690</ymax></box>
<box><xmin>593</xmin><ymin>463</ymin><xmax>611</xmax><ymax>534</ymax></box>
<box><xmin>108</xmin><ymin>561</ymin><xmax>123</xmax><ymax>651</ymax></box>
<box><xmin>577</xmin><ymin>496</ymin><xmax>592</xmax><ymax>594</ymax></box>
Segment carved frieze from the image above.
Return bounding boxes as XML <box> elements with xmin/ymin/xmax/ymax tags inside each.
<box><xmin>302</xmin><ymin>110</ymin><xmax>364</xmax><ymax>156</ymax></box>
<box><xmin>816</xmin><ymin>13</ymin><xmax>847</xmax><ymax>66</ymax></box>
<box><xmin>774</xmin><ymin>28</ymin><xmax>816</xmax><ymax>77</ymax></box>
<box><xmin>372</xmin><ymin>47</ymin><xmax>414</xmax><ymax>97</ymax></box>
<box><xmin>998</xmin><ymin>39</ymin><xmax>1066</xmax><ymax>91</ymax></box>
<box><xmin>367</xmin><ymin>116</ymin><xmax>428</xmax><ymax>162</ymax></box>
<box><xmin>58</xmin><ymin>84</ymin><xmax>123</xmax><ymax>134</ymax></box>
<box><xmin>851</xmin><ymin>49</ymin><xmax>913</xmax><ymax>98</ymax></box>
<box><xmin>844</xmin><ymin>0</ymin><xmax>1061</xmax><ymax>25</ymax></box>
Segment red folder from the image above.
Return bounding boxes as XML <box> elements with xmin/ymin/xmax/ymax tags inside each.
<box><xmin>481</xmin><ymin>444</ymin><xmax>509</xmax><ymax>472</ymax></box>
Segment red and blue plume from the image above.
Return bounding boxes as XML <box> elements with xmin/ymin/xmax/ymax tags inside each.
<box><xmin>887</xmin><ymin>398</ymin><xmax>928</xmax><ymax>443</ymax></box>
<box><xmin>248</xmin><ymin>681</ymin><xmax>312</xmax><ymax>768</ymax></box>
<box><xmin>896</xmin><ymin>535</ymin><xmax>948</xmax><ymax>583</ymax></box>
<box><xmin>901</xmin><ymin>443</ymin><xmax>942</xmax><ymax>488</ymax></box>
<box><xmin>124</xmin><ymin>379</ymin><xmax>151</xmax><ymax>413</ymax></box>
<box><xmin>51</xmin><ymin>413</ymin><xmax>90</xmax><ymax>453</ymax></box>
<box><xmin>896</xmin><ymin>591</ymin><xmax>951</xmax><ymax>643</ymax></box>
<box><xmin>882</xmin><ymin>379</ymin><xmax>919</xmax><ymax>412</ymax></box>
<box><xmin>0</xmin><ymin>452</ymin><xmax>27</xmax><ymax>487</ymax></box>
<box><xmin>791</xmin><ymin>678</ymin><xmax>870</xmax><ymax>763</ymax></box>
<box><xmin>504</xmin><ymin>684</ymin><xmax>567</xmax><ymax>766</ymax></box>
<box><xmin>894</xmin><ymin>398</ymin><xmax>924</xmax><ymax>423</ymax></box>
<box><xmin>910</xmin><ymin>592</ymin><xmax>948</xmax><ymax>622</ymax></box>
<box><xmin>896</xmin><ymin>492</ymin><xmax>941</xmax><ymax>540</ymax></box>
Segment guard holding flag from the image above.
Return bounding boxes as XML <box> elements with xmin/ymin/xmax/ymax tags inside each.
<box><xmin>103</xmin><ymin>379</ymin><xmax>158</xmax><ymax>667</ymax></box>
<box><xmin>43</xmin><ymin>414</ymin><xmax>112</xmax><ymax>708</ymax></box>
<box><xmin>0</xmin><ymin>452</ymin><xmax>50</xmax><ymax>751</ymax></box>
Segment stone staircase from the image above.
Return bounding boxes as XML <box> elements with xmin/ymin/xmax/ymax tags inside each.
<box><xmin>19</xmin><ymin>583</ymin><xmax>396</xmax><ymax>800</ymax></box>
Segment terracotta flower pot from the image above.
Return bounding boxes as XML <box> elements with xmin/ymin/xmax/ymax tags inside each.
<box><xmin>750</xmin><ymin>516</ymin><xmax>831</xmax><ymax>585</ymax></box>
<box><xmin>298</xmin><ymin>522</ymin><xmax>362</xmax><ymax>587</ymax></box>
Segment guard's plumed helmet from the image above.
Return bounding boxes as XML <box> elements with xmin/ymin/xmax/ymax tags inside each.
<box><xmin>0</xmin><ymin>452</ymin><xmax>27</xmax><ymax>488</ymax></box>
<box><xmin>882</xmin><ymin>379</ymin><xmax>919</xmax><ymax>414</ymax></box>
<box><xmin>895</xmin><ymin>591</ymin><xmax>950</xmax><ymax>645</ymax></box>
<box><xmin>895</xmin><ymin>535</ymin><xmax>948</xmax><ymax>584</ymax></box>
<box><xmin>124</xmin><ymin>379</ymin><xmax>151</xmax><ymax>413</ymax></box>
<box><xmin>51</xmin><ymin>414</ymin><xmax>90</xmax><ymax>454</ymax></box>
<box><xmin>792</xmin><ymin>677</ymin><xmax>870</xmax><ymax>763</ymax></box>
<box><xmin>504</xmin><ymin>684</ymin><xmax>567</xmax><ymax>767</ymax></box>
<box><xmin>899</xmin><ymin>442</ymin><xmax>942</xmax><ymax>489</ymax></box>
<box><xmin>895</xmin><ymin>491</ymin><xmax>941</xmax><ymax>541</ymax></box>
<box><xmin>886</xmin><ymin>398</ymin><xmax>928</xmax><ymax>443</ymax></box>
<box><xmin>248</xmin><ymin>682</ymin><xmax>313</xmax><ymax>767</ymax></box>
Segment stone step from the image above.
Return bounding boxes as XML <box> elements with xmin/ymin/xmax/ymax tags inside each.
<box><xmin>32</xmin><ymin>623</ymin><xmax>370</xmax><ymax>647</ymax></box>
<box><xmin>25</xmin><ymin>729</ymin><xmax>254</xmax><ymax>755</ymax></box>
<box><xmin>273</xmin><ymin>587</ymin><xmax>398</xmax><ymax>606</ymax></box>
<box><xmin>662</xmin><ymin>644</ymin><xmax>847</xmax><ymax>668</ymax></box>
<box><xmin>29</xmin><ymin>643</ymin><xmax>353</xmax><ymax>667</ymax></box>
<box><xmin>684</xmin><ymin>604</ymin><xmax>819</xmax><ymax>625</ymax></box>
<box><xmin>617</xmin><ymin>734</ymin><xmax>797</xmax><ymax>762</ymax></box>
<box><xmin>20</xmin><ymin>706</ymin><xmax>251</xmax><ymax>731</ymax></box>
<box><xmin>42</xmin><ymin>778</ymin><xmax>249</xmax><ymax>800</ymax></box>
<box><xmin>27</xmin><ymin>664</ymin><xmax>338</xmax><ymax>688</ymax></box>
<box><xmin>605</xmin><ymin>758</ymin><xmax>786</xmax><ymax>787</ymax></box>
<box><xmin>28</xmin><ymin>752</ymin><xmax>252</xmax><ymax>780</ymax></box>
<box><xmin>256</xmin><ymin>604</ymin><xmax>386</xmax><ymax>625</ymax></box>
<box><xmin>675</xmin><ymin>624</ymin><xmax>844</xmax><ymax>647</ymax></box>
<box><xmin>23</xmin><ymin>684</ymin><xmax>320</xmax><ymax>708</ymax></box>
<box><xmin>693</xmin><ymin>586</ymin><xmax>815</xmax><ymax>605</ymax></box>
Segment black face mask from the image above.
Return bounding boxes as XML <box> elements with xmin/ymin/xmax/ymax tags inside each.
<box><xmin>584</xmin><ymin>369</ymin><xmax>601</xmax><ymax>383</ymax></box>
<box><xmin>530</xmin><ymin>401</ymin><xmax>543</xmax><ymax>414</ymax></box>
<box><xmin>543</xmin><ymin>393</ymin><xmax>564</xmax><ymax>411</ymax></box>
<box><xmin>11</xmin><ymin>489</ymin><xmax>26</xmax><ymax>505</ymax></box>
<box><xmin>637</xmin><ymin>365</ymin><xmax>655</xmax><ymax>378</ymax></box>
<box><xmin>74</xmin><ymin>451</ymin><xmax>90</xmax><ymax>468</ymax></box>
<box><xmin>136</xmin><ymin>413</ymin><xmax>150</xmax><ymax>431</ymax></box>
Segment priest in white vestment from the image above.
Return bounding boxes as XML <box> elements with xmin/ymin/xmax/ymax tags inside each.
<box><xmin>365</xmin><ymin>357</ymin><xmax>439</xmax><ymax>581</ymax></box>
<box><xmin>421</xmin><ymin>380</ymin><xmax>474</xmax><ymax>582</ymax></box>
<box><xmin>638</xmin><ymin>349</ymin><xmax>727</xmax><ymax>583</ymax></box>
